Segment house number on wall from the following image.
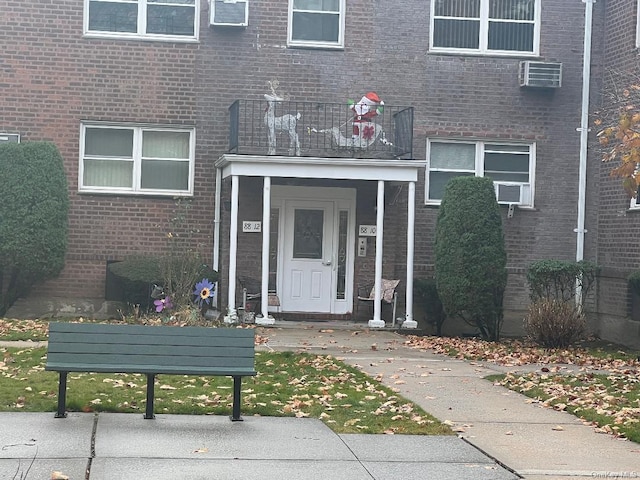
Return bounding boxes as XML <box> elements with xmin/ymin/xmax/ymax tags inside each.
<box><xmin>359</xmin><ymin>225</ymin><xmax>376</xmax><ymax>236</ymax></box>
<box><xmin>242</xmin><ymin>221</ymin><xmax>262</xmax><ymax>232</ymax></box>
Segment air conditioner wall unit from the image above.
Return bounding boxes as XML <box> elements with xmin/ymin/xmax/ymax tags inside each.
<box><xmin>494</xmin><ymin>182</ymin><xmax>531</xmax><ymax>206</ymax></box>
<box><xmin>0</xmin><ymin>133</ymin><xmax>20</xmax><ymax>143</ymax></box>
<box><xmin>519</xmin><ymin>61</ymin><xmax>562</xmax><ymax>88</ymax></box>
<box><xmin>210</xmin><ymin>0</ymin><xmax>248</xmax><ymax>27</ymax></box>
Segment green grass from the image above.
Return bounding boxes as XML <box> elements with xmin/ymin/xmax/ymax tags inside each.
<box><xmin>0</xmin><ymin>347</ymin><xmax>451</xmax><ymax>436</ymax></box>
<box><xmin>488</xmin><ymin>372</ymin><xmax>640</xmax><ymax>443</ymax></box>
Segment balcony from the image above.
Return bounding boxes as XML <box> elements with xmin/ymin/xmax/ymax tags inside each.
<box><xmin>228</xmin><ymin>99</ymin><xmax>414</xmax><ymax>160</ymax></box>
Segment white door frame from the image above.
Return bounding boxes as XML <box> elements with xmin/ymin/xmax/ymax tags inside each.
<box><xmin>272</xmin><ymin>185</ymin><xmax>356</xmax><ymax>314</ymax></box>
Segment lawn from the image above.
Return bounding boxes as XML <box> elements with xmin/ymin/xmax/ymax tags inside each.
<box><xmin>0</xmin><ymin>343</ymin><xmax>451</xmax><ymax>436</ymax></box>
<box><xmin>406</xmin><ymin>335</ymin><xmax>640</xmax><ymax>443</ymax></box>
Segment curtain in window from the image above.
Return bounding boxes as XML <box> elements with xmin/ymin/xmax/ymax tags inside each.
<box><xmin>84</xmin><ymin>128</ymin><xmax>134</xmax><ymax>188</ymax></box>
<box><xmin>88</xmin><ymin>0</ymin><xmax>138</xmax><ymax>33</ymax></box>
<box><xmin>141</xmin><ymin>131</ymin><xmax>190</xmax><ymax>190</ymax></box>
<box><xmin>147</xmin><ymin>0</ymin><xmax>196</xmax><ymax>36</ymax></box>
<box><xmin>292</xmin><ymin>0</ymin><xmax>340</xmax><ymax>43</ymax></box>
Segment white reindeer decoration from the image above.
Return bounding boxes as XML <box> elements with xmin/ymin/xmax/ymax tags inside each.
<box><xmin>264</xmin><ymin>82</ymin><xmax>301</xmax><ymax>156</ymax></box>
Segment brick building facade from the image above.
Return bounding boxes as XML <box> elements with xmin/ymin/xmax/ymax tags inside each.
<box><xmin>3</xmin><ymin>0</ymin><xmax>638</xmax><ymax>346</ymax></box>
<box><xmin>592</xmin><ymin>0</ymin><xmax>640</xmax><ymax>347</ymax></box>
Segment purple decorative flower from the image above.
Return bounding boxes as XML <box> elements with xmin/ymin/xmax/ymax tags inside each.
<box><xmin>154</xmin><ymin>296</ymin><xmax>173</xmax><ymax>313</ymax></box>
<box><xmin>193</xmin><ymin>278</ymin><xmax>215</xmax><ymax>306</ymax></box>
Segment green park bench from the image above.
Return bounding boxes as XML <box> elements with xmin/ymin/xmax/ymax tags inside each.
<box><xmin>45</xmin><ymin>322</ymin><xmax>256</xmax><ymax>421</ymax></box>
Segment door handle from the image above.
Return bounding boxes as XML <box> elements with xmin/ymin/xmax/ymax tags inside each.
<box><xmin>322</xmin><ymin>259</ymin><xmax>332</xmax><ymax>266</ymax></box>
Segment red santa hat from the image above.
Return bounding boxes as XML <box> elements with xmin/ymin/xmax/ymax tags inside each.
<box><xmin>363</xmin><ymin>92</ymin><xmax>381</xmax><ymax>103</ymax></box>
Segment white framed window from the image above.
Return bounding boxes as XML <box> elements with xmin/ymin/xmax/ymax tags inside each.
<box><xmin>430</xmin><ymin>0</ymin><xmax>540</xmax><ymax>56</ymax></box>
<box><xmin>84</xmin><ymin>0</ymin><xmax>199</xmax><ymax>41</ymax></box>
<box><xmin>288</xmin><ymin>0</ymin><xmax>345</xmax><ymax>49</ymax></box>
<box><xmin>79</xmin><ymin>123</ymin><xmax>195</xmax><ymax>196</ymax></box>
<box><xmin>426</xmin><ymin>139</ymin><xmax>535</xmax><ymax>207</ymax></box>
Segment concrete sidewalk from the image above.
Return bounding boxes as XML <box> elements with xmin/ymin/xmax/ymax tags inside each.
<box><xmin>0</xmin><ymin>413</ymin><xmax>515</xmax><ymax>479</ymax></box>
<box><xmin>258</xmin><ymin>321</ymin><xmax>640</xmax><ymax>480</ymax></box>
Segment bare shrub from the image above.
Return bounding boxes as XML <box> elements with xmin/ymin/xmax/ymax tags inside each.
<box><xmin>524</xmin><ymin>299</ymin><xmax>586</xmax><ymax>348</ymax></box>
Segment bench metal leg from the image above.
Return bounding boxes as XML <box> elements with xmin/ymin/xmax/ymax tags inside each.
<box><xmin>231</xmin><ymin>376</ymin><xmax>243</xmax><ymax>422</ymax></box>
<box><xmin>55</xmin><ymin>372</ymin><xmax>68</xmax><ymax>418</ymax></box>
<box><xmin>144</xmin><ymin>374</ymin><xmax>156</xmax><ymax>419</ymax></box>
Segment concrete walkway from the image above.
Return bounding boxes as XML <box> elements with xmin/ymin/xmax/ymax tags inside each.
<box><xmin>258</xmin><ymin>321</ymin><xmax>640</xmax><ymax>480</ymax></box>
<box><xmin>1</xmin><ymin>321</ymin><xmax>639</xmax><ymax>479</ymax></box>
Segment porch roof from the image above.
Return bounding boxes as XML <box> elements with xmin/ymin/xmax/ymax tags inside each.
<box><xmin>215</xmin><ymin>154</ymin><xmax>421</xmax><ymax>182</ymax></box>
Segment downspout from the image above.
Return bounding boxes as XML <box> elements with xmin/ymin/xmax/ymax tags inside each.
<box><xmin>575</xmin><ymin>0</ymin><xmax>595</xmax><ymax>306</ymax></box>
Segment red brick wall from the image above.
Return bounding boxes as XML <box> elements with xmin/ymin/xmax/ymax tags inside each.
<box><xmin>594</xmin><ymin>0</ymin><xmax>640</xmax><ymax>338</ymax></box>
<box><xmin>1</xmin><ymin>0</ymin><xmax>211</xmax><ymax>298</ymax></box>
<box><xmin>1</xmin><ymin>0</ymin><xmax>603</xmax><ymax>325</ymax></box>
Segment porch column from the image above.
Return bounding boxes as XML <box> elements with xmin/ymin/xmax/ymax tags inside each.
<box><xmin>369</xmin><ymin>180</ymin><xmax>386</xmax><ymax>328</ymax></box>
<box><xmin>256</xmin><ymin>176</ymin><xmax>275</xmax><ymax>325</ymax></box>
<box><xmin>403</xmin><ymin>181</ymin><xmax>418</xmax><ymax>329</ymax></box>
<box><xmin>224</xmin><ymin>175</ymin><xmax>240</xmax><ymax>323</ymax></box>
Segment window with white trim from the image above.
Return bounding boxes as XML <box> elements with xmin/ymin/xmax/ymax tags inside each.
<box><xmin>288</xmin><ymin>0</ymin><xmax>345</xmax><ymax>48</ymax></box>
<box><xmin>430</xmin><ymin>0</ymin><xmax>540</xmax><ymax>55</ymax></box>
<box><xmin>80</xmin><ymin>123</ymin><xmax>195</xmax><ymax>196</ymax></box>
<box><xmin>426</xmin><ymin>139</ymin><xmax>535</xmax><ymax>206</ymax></box>
<box><xmin>85</xmin><ymin>0</ymin><xmax>198</xmax><ymax>40</ymax></box>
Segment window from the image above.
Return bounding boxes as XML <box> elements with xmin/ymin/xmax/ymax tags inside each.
<box><xmin>85</xmin><ymin>0</ymin><xmax>198</xmax><ymax>40</ymax></box>
<box><xmin>426</xmin><ymin>139</ymin><xmax>535</xmax><ymax>206</ymax></box>
<box><xmin>431</xmin><ymin>0</ymin><xmax>540</xmax><ymax>55</ymax></box>
<box><xmin>80</xmin><ymin>123</ymin><xmax>195</xmax><ymax>196</ymax></box>
<box><xmin>288</xmin><ymin>0</ymin><xmax>345</xmax><ymax>48</ymax></box>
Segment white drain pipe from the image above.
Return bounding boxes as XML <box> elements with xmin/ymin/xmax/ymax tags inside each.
<box><xmin>575</xmin><ymin>0</ymin><xmax>595</xmax><ymax>306</ymax></box>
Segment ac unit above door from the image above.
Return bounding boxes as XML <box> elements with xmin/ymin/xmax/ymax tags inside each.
<box><xmin>210</xmin><ymin>0</ymin><xmax>248</xmax><ymax>27</ymax></box>
<box><xmin>494</xmin><ymin>182</ymin><xmax>531</xmax><ymax>206</ymax></box>
<box><xmin>519</xmin><ymin>61</ymin><xmax>562</xmax><ymax>88</ymax></box>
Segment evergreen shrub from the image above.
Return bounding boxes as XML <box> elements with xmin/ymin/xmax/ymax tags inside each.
<box><xmin>434</xmin><ymin>176</ymin><xmax>507</xmax><ymax>341</ymax></box>
<box><xmin>0</xmin><ymin>142</ymin><xmax>69</xmax><ymax>315</ymax></box>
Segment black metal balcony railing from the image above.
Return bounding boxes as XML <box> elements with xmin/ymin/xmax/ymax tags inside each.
<box><xmin>228</xmin><ymin>100</ymin><xmax>414</xmax><ymax>159</ymax></box>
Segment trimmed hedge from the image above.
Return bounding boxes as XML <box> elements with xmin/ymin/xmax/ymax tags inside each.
<box><xmin>526</xmin><ymin>259</ymin><xmax>599</xmax><ymax>305</ymax></box>
<box><xmin>434</xmin><ymin>176</ymin><xmax>507</xmax><ymax>341</ymax></box>
<box><xmin>0</xmin><ymin>142</ymin><xmax>69</xmax><ymax>315</ymax></box>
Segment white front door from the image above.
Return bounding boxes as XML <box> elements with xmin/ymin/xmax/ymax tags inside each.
<box><xmin>281</xmin><ymin>200</ymin><xmax>334</xmax><ymax>312</ymax></box>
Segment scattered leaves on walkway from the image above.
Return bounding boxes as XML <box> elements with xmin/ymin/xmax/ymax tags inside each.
<box><xmin>405</xmin><ymin>335</ymin><xmax>640</xmax><ymax>442</ymax></box>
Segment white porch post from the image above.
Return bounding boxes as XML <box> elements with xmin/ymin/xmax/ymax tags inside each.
<box><xmin>369</xmin><ymin>180</ymin><xmax>386</xmax><ymax>328</ymax></box>
<box><xmin>224</xmin><ymin>174</ymin><xmax>240</xmax><ymax>324</ymax></box>
<box><xmin>213</xmin><ymin>168</ymin><xmax>222</xmax><ymax>309</ymax></box>
<box><xmin>403</xmin><ymin>181</ymin><xmax>418</xmax><ymax>329</ymax></box>
<box><xmin>256</xmin><ymin>176</ymin><xmax>275</xmax><ymax>325</ymax></box>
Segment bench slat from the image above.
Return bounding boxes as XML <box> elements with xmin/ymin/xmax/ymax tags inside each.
<box><xmin>47</xmin><ymin>342</ymin><xmax>254</xmax><ymax>359</ymax></box>
<box><xmin>46</xmin><ymin>362</ymin><xmax>254</xmax><ymax>376</ymax></box>
<box><xmin>48</xmin><ymin>331</ymin><xmax>254</xmax><ymax>349</ymax></box>
<box><xmin>46</xmin><ymin>352</ymin><xmax>255</xmax><ymax>369</ymax></box>
<box><xmin>48</xmin><ymin>322</ymin><xmax>252</xmax><ymax>339</ymax></box>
